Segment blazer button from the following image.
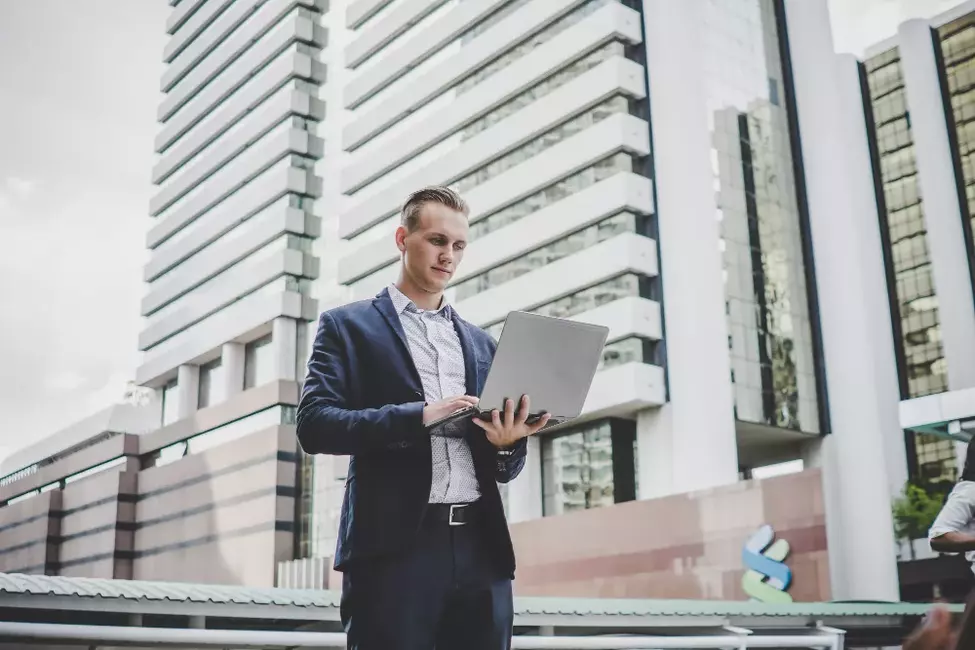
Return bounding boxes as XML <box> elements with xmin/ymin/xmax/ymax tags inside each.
<box><xmin>414</xmin><ymin>390</ymin><xmax>422</xmax><ymax>397</ymax></box>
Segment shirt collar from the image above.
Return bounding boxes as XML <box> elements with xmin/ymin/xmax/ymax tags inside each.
<box><xmin>387</xmin><ymin>284</ymin><xmax>453</xmax><ymax>320</ymax></box>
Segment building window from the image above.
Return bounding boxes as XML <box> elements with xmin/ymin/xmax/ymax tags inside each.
<box><xmin>864</xmin><ymin>52</ymin><xmax>948</xmax><ymax>400</ymax></box>
<box><xmin>485</xmin><ymin>273</ymin><xmax>655</xmax><ymax>340</ymax></box>
<box><xmin>197</xmin><ymin>358</ymin><xmax>223</xmax><ymax>409</ymax></box>
<box><xmin>244</xmin><ymin>335</ymin><xmax>273</xmax><ymax>389</ymax></box>
<box><xmin>161</xmin><ymin>380</ymin><xmax>179</xmax><ymax>426</ymax></box>
<box><xmin>541</xmin><ymin>419</ymin><xmax>636</xmax><ymax>516</ymax></box>
<box><xmin>454</xmin><ymin>212</ymin><xmax>649</xmax><ymax>301</ymax></box>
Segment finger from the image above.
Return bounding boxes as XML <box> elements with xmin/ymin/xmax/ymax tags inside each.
<box><xmin>504</xmin><ymin>398</ymin><xmax>514</xmax><ymax>428</ymax></box>
<box><xmin>516</xmin><ymin>394</ymin><xmax>530</xmax><ymax>425</ymax></box>
<box><xmin>528</xmin><ymin>413</ymin><xmax>552</xmax><ymax>435</ymax></box>
<box><xmin>492</xmin><ymin>409</ymin><xmax>502</xmax><ymax>429</ymax></box>
<box><xmin>470</xmin><ymin>417</ymin><xmax>487</xmax><ymax>430</ymax></box>
<box><xmin>460</xmin><ymin>395</ymin><xmax>479</xmax><ymax>406</ymax></box>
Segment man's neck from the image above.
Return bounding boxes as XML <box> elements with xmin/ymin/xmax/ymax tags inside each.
<box><xmin>394</xmin><ymin>278</ymin><xmax>443</xmax><ymax>311</ymax></box>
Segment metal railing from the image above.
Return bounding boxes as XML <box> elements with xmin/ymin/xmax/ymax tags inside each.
<box><xmin>0</xmin><ymin>621</ymin><xmax>844</xmax><ymax>649</ymax></box>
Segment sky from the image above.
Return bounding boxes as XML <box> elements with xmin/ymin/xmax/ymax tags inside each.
<box><xmin>0</xmin><ymin>0</ymin><xmax>963</xmax><ymax>466</ymax></box>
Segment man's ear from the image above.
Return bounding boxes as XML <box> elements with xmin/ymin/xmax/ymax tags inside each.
<box><xmin>394</xmin><ymin>225</ymin><xmax>408</xmax><ymax>253</ymax></box>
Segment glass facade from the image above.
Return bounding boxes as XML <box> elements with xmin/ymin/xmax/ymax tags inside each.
<box><xmin>939</xmin><ymin>15</ymin><xmax>975</xmax><ymax>254</ymax></box>
<box><xmin>865</xmin><ymin>49</ymin><xmax>948</xmax><ymax>400</ymax></box>
<box><xmin>244</xmin><ymin>334</ymin><xmax>274</xmax><ymax>389</ymax></box>
<box><xmin>541</xmin><ymin>418</ymin><xmax>636</xmax><ymax>516</ymax></box>
<box><xmin>197</xmin><ymin>358</ymin><xmax>223</xmax><ymax>409</ymax></box>
<box><xmin>161</xmin><ymin>380</ymin><xmax>179</xmax><ymax>426</ymax></box>
<box><xmin>454</xmin><ymin>212</ymin><xmax>648</xmax><ymax>300</ymax></box>
<box><xmin>705</xmin><ymin>0</ymin><xmax>820</xmax><ymax>434</ymax></box>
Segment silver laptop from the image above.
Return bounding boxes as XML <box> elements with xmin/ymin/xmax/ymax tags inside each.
<box><xmin>426</xmin><ymin>311</ymin><xmax>609</xmax><ymax>434</ymax></box>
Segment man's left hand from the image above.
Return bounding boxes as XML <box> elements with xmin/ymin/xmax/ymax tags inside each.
<box><xmin>472</xmin><ymin>394</ymin><xmax>551</xmax><ymax>449</ymax></box>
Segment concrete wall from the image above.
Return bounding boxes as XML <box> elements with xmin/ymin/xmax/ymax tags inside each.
<box><xmin>510</xmin><ymin>469</ymin><xmax>829</xmax><ymax>601</ymax></box>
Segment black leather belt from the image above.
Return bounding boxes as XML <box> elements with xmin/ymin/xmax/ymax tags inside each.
<box><xmin>424</xmin><ymin>502</ymin><xmax>479</xmax><ymax>526</ymax></box>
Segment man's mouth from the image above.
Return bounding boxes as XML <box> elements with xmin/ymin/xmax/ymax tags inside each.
<box><xmin>432</xmin><ymin>267</ymin><xmax>451</xmax><ymax>275</ymax></box>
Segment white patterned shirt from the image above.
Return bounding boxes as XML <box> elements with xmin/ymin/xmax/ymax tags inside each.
<box><xmin>387</xmin><ymin>284</ymin><xmax>481</xmax><ymax>504</ymax></box>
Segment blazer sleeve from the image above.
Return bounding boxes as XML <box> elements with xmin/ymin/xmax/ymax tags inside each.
<box><xmin>296</xmin><ymin>311</ymin><xmax>426</xmax><ymax>456</ymax></box>
<box><xmin>495</xmin><ymin>438</ymin><xmax>528</xmax><ymax>483</ymax></box>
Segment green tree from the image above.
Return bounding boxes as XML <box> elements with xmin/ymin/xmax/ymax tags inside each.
<box><xmin>891</xmin><ymin>482</ymin><xmax>944</xmax><ymax>559</ymax></box>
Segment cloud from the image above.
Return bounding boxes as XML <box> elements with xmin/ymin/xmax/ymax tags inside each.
<box><xmin>5</xmin><ymin>176</ymin><xmax>35</xmax><ymax>196</ymax></box>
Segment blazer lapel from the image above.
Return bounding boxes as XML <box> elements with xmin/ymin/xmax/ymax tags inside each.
<box><xmin>372</xmin><ymin>289</ymin><xmax>424</xmax><ymax>392</ymax></box>
<box><xmin>452</xmin><ymin>315</ymin><xmax>479</xmax><ymax>397</ymax></box>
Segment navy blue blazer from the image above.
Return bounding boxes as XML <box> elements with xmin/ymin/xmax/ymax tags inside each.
<box><xmin>296</xmin><ymin>288</ymin><xmax>528</xmax><ymax>575</ymax></box>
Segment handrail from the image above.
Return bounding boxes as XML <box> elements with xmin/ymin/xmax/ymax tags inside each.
<box><xmin>0</xmin><ymin>621</ymin><xmax>843</xmax><ymax>649</ymax></box>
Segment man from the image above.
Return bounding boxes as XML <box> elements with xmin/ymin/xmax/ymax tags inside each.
<box><xmin>930</xmin><ymin>438</ymin><xmax>975</xmax><ymax>576</ymax></box>
<box><xmin>296</xmin><ymin>186</ymin><xmax>550</xmax><ymax>650</ymax></box>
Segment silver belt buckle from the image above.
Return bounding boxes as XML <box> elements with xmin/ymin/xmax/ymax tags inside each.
<box><xmin>448</xmin><ymin>504</ymin><xmax>465</xmax><ymax>526</ymax></box>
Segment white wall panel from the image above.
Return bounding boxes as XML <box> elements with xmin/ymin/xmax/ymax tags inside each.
<box><xmin>136</xmin><ymin>289</ymin><xmax>316</xmax><ymax>387</ymax></box>
<box><xmin>343</xmin><ymin>55</ymin><xmax>643</xmax><ymax>196</ymax></box>
<box><xmin>566</xmin><ymin>296</ymin><xmax>662</xmax><ymax>344</ymax></box>
<box><xmin>342</xmin><ymin>0</ymin><xmax>591</xmax><ymax>136</ymax></box>
<box><xmin>145</xmin><ymin>202</ymin><xmax>315</xmax><ymax>309</ymax></box>
<box><xmin>454</xmin><ymin>232</ymin><xmax>657</xmax><ymax>326</ymax></box>
<box><xmin>166</xmin><ymin>0</ymin><xmax>235</xmax><ymax>60</ymax></box>
<box><xmin>340</xmin><ymin>112</ymin><xmax>650</xmax><ymax>238</ymax></box>
<box><xmin>343</xmin><ymin>2</ymin><xmax>641</xmax><ymax>180</ymax></box>
<box><xmin>156</xmin><ymin>43</ymin><xmax>325</xmax><ymax>153</ymax></box>
<box><xmin>140</xmin><ymin>249</ymin><xmax>315</xmax><ymax>350</ymax></box>
<box><xmin>339</xmin><ymin>171</ymin><xmax>653</xmax><ymax>284</ymax></box>
<box><xmin>345</xmin><ymin>0</ymin><xmax>449</xmax><ymax>69</ymax></box>
<box><xmin>155</xmin><ymin>77</ymin><xmax>322</xmax><ymax>181</ymax></box>
<box><xmin>148</xmin><ymin>161</ymin><xmax>319</xmax><ymax>250</ymax></box>
<box><xmin>345</xmin><ymin>0</ymin><xmax>510</xmax><ymax>108</ymax></box>
<box><xmin>166</xmin><ymin>0</ymin><xmax>211</xmax><ymax>37</ymax></box>
<box><xmin>577</xmin><ymin>362</ymin><xmax>666</xmax><ymax>420</ymax></box>
<box><xmin>347</xmin><ymin>0</ymin><xmax>396</xmax><ymax>28</ymax></box>
<box><xmin>159</xmin><ymin>13</ymin><xmax>324</xmax><ymax>124</ymax></box>
<box><xmin>153</xmin><ymin>87</ymin><xmax>323</xmax><ymax>186</ymax></box>
<box><xmin>162</xmin><ymin>7</ymin><xmax>322</xmax><ymax>123</ymax></box>
<box><xmin>163</xmin><ymin>0</ymin><xmax>323</xmax><ymax>92</ymax></box>
<box><xmin>151</xmin><ymin>127</ymin><xmax>323</xmax><ymax>233</ymax></box>
<box><xmin>162</xmin><ymin>0</ymin><xmax>264</xmax><ymax>91</ymax></box>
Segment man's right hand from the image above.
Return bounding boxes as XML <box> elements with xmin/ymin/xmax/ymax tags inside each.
<box><xmin>422</xmin><ymin>395</ymin><xmax>479</xmax><ymax>426</ymax></box>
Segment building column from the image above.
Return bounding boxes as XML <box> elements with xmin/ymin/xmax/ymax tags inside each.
<box><xmin>506</xmin><ymin>436</ymin><xmax>543</xmax><ymax>523</ymax></box>
<box><xmin>640</xmin><ymin>0</ymin><xmax>739</xmax><ymax>497</ymax></box>
<box><xmin>175</xmin><ymin>364</ymin><xmax>200</xmax><ymax>420</ymax></box>
<box><xmin>783</xmin><ymin>0</ymin><xmax>899</xmax><ymax>601</ymax></box>
<box><xmin>899</xmin><ymin>20</ymin><xmax>975</xmax><ymax>390</ymax></box>
<box><xmin>272</xmin><ymin>317</ymin><xmax>298</xmax><ymax>381</ymax></box>
<box><xmin>836</xmin><ymin>55</ymin><xmax>910</xmax><ymax>500</ymax></box>
<box><xmin>222</xmin><ymin>342</ymin><xmax>245</xmax><ymax>397</ymax></box>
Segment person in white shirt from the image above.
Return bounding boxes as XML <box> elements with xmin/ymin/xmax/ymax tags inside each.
<box><xmin>929</xmin><ymin>439</ymin><xmax>975</xmax><ymax>576</ymax></box>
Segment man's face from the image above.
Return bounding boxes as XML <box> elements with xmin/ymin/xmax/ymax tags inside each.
<box><xmin>396</xmin><ymin>202</ymin><xmax>469</xmax><ymax>294</ymax></box>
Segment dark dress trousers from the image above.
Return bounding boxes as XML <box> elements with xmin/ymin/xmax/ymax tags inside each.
<box><xmin>296</xmin><ymin>288</ymin><xmax>528</xmax><ymax>650</ymax></box>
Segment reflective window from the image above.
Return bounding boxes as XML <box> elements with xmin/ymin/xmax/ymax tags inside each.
<box><xmin>939</xmin><ymin>17</ymin><xmax>975</xmax><ymax>278</ymax></box>
<box><xmin>453</xmin><ymin>95</ymin><xmax>631</xmax><ymax>194</ymax></box>
<box><xmin>865</xmin><ymin>51</ymin><xmax>947</xmax><ymax>400</ymax></box>
<box><xmin>456</xmin><ymin>0</ymin><xmax>615</xmax><ymax>94</ymax></box>
<box><xmin>244</xmin><ymin>334</ymin><xmax>274</xmax><ymax>389</ymax></box>
<box><xmin>541</xmin><ymin>418</ymin><xmax>636</xmax><ymax>516</ymax></box>
<box><xmin>454</xmin><ymin>212</ymin><xmax>647</xmax><ymax>300</ymax></box>
<box><xmin>704</xmin><ymin>0</ymin><xmax>820</xmax><ymax>433</ymax></box>
<box><xmin>161</xmin><ymin>380</ymin><xmax>180</xmax><ymax>426</ymax></box>
<box><xmin>485</xmin><ymin>273</ymin><xmax>653</xmax><ymax>338</ymax></box>
<box><xmin>197</xmin><ymin>358</ymin><xmax>224</xmax><ymax>409</ymax></box>
<box><xmin>187</xmin><ymin>405</ymin><xmax>288</xmax><ymax>454</ymax></box>
<box><xmin>470</xmin><ymin>154</ymin><xmax>634</xmax><ymax>240</ymax></box>
<box><xmin>913</xmin><ymin>432</ymin><xmax>958</xmax><ymax>493</ymax></box>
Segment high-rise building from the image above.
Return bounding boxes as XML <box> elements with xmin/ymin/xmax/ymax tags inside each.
<box><xmin>4</xmin><ymin>0</ymin><xmax>943</xmax><ymax>603</ymax></box>
<box><xmin>859</xmin><ymin>2</ymin><xmax>975</xmax><ymax>496</ymax></box>
<box><xmin>310</xmin><ymin>0</ymin><xmax>902</xmax><ymax>601</ymax></box>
